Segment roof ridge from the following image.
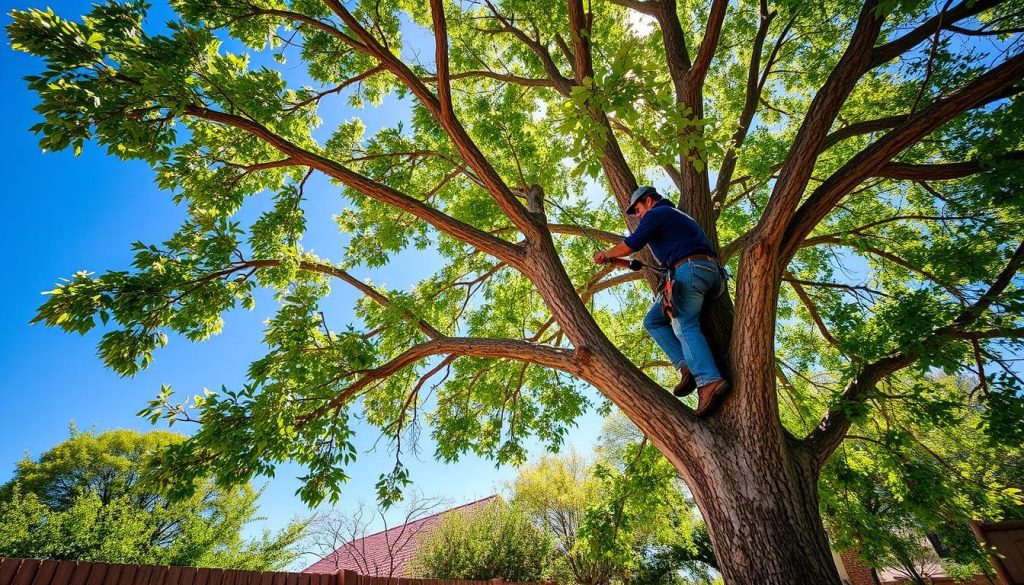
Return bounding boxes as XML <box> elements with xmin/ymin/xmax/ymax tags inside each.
<box><xmin>349</xmin><ymin>494</ymin><xmax>499</xmax><ymax>542</ymax></box>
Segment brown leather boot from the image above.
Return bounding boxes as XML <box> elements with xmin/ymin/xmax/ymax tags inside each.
<box><xmin>672</xmin><ymin>366</ymin><xmax>696</xmax><ymax>397</ymax></box>
<box><xmin>695</xmin><ymin>379</ymin><xmax>730</xmax><ymax>416</ymax></box>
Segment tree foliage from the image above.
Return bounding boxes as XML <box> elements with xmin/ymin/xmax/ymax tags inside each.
<box><xmin>819</xmin><ymin>374</ymin><xmax>1024</xmax><ymax>579</ymax></box>
<box><xmin>511</xmin><ymin>436</ymin><xmax>715</xmax><ymax>585</ymax></box>
<box><xmin>0</xmin><ymin>428</ymin><xmax>306</xmax><ymax>569</ymax></box>
<box><xmin>411</xmin><ymin>499</ymin><xmax>555</xmax><ymax>582</ymax></box>
<box><xmin>8</xmin><ymin>0</ymin><xmax>1024</xmax><ymax>581</ymax></box>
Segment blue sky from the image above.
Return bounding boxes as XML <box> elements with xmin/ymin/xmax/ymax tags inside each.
<box><xmin>0</xmin><ymin>0</ymin><xmax>607</xmax><ymax>562</ymax></box>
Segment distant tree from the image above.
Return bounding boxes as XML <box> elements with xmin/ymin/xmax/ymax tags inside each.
<box><xmin>0</xmin><ymin>428</ymin><xmax>306</xmax><ymax>569</ymax></box>
<box><xmin>511</xmin><ymin>450</ymin><xmax>616</xmax><ymax>585</ymax></box>
<box><xmin>586</xmin><ymin>414</ymin><xmax>717</xmax><ymax>585</ymax></box>
<box><xmin>301</xmin><ymin>491</ymin><xmax>448</xmax><ymax>576</ymax></box>
<box><xmin>411</xmin><ymin>499</ymin><xmax>554</xmax><ymax>582</ymax></box>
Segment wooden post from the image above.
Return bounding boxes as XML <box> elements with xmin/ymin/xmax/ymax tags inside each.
<box><xmin>971</xmin><ymin>520</ymin><xmax>1014</xmax><ymax>585</ymax></box>
<box><xmin>342</xmin><ymin>569</ymin><xmax>362</xmax><ymax>585</ymax></box>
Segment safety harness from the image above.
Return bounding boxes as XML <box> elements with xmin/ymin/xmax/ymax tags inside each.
<box><xmin>613</xmin><ymin>257</ymin><xmax>727</xmax><ymax>319</ymax></box>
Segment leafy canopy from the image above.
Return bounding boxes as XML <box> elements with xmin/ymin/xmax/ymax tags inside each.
<box><xmin>0</xmin><ymin>428</ymin><xmax>307</xmax><ymax>569</ymax></box>
<box><xmin>8</xmin><ymin>0</ymin><xmax>1024</xmax><ymax>523</ymax></box>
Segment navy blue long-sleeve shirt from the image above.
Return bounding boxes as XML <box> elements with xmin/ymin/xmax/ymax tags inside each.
<box><xmin>622</xmin><ymin>199</ymin><xmax>716</xmax><ymax>267</ymax></box>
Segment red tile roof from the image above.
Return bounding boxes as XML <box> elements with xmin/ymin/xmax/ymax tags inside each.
<box><xmin>302</xmin><ymin>495</ymin><xmax>499</xmax><ymax>577</ymax></box>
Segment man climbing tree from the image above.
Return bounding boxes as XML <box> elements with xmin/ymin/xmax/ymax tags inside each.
<box><xmin>9</xmin><ymin>0</ymin><xmax>1024</xmax><ymax>583</ymax></box>
<box><xmin>592</xmin><ymin>185</ymin><xmax>727</xmax><ymax>413</ymax></box>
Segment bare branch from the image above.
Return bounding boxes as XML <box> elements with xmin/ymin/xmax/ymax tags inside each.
<box><xmin>321</xmin><ymin>0</ymin><xmax>537</xmax><ymax>232</ymax></box>
<box><xmin>482</xmin><ymin>2</ymin><xmax>574</xmax><ymax>95</ymax></box>
<box><xmin>421</xmin><ymin>70</ymin><xmax>556</xmax><ymax>88</ymax></box>
<box><xmin>713</xmin><ymin>2</ymin><xmax>781</xmax><ymax>208</ymax></box>
<box><xmin>246</xmin><ymin>6</ymin><xmax>365</xmax><ymax>51</ymax></box>
<box><xmin>284</xmin><ymin>65</ymin><xmax>385</xmax><ymax>112</ymax></box>
<box><xmin>322</xmin><ymin>337</ymin><xmax>584</xmax><ymax>414</ymax></box>
<box><xmin>803</xmin><ymin>235</ymin><xmax>966</xmax><ymax>301</ymax></box>
<box><xmin>205</xmin><ymin>258</ymin><xmax>445</xmax><ymax>339</ymax></box>
<box><xmin>547</xmin><ymin>223</ymin><xmax>623</xmax><ymax>244</ymax></box>
<box><xmin>786</xmin><ymin>277</ymin><xmax>845</xmax><ymax>352</ymax></box>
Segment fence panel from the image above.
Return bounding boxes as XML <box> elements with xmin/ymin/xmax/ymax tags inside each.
<box><xmin>0</xmin><ymin>559</ymin><xmax>552</xmax><ymax>585</ymax></box>
<box><xmin>0</xmin><ymin>559</ymin><xmax>23</xmax><ymax>585</ymax></box>
<box><xmin>10</xmin><ymin>559</ymin><xmax>39</xmax><ymax>585</ymax></box>
<box><xmin>28</xmin><ymin>560</ymin><xmax>57</xmax><ymax>585</ymax></box>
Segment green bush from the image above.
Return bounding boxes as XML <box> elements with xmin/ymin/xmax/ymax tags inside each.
<box><xmin>411</xmin><ymin>499</ymin><xmax>554</xmax><ymax>582</ymax></box>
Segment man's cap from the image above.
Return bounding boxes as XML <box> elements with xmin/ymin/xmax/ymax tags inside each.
<box><xmin>626</xmin><ymin>185</ymin><xmax>659</xmax><ymax>215</ymax></box>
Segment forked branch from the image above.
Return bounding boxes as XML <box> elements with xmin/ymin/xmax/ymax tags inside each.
<box><xmin>780</xmin><ymin>52</ymin><xmax>1024</xmax><ymax>262</ymax></box>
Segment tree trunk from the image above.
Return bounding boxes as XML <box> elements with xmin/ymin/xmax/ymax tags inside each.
<box><xmin>676</xmin><ymin>421</ymin><xmax>842</xmax><ymax>585</ymax></box>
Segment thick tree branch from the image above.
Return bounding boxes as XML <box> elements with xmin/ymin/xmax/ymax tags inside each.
<box><xmin>823</xmin><ymin>114</ymin><xmax>909</xmax><ymax>150</ymax></box>
<box><xmin>566</xmin><ymin>0</ymin><xmax>594</xmax><ymax>83</ymax></box>
<box><xmin>870</xmin><ymin>0</ymin><xmax>1007</xmax><ymax>68</ymax></box>
<box><xmin>781</xmin><ymin>52</ymin><xmax>1024</xmax><ymax>262</ymax></box>
<box><xmin>686</xmin><ymin>0</ymin><xmax>729</xmax><ymax>90</ymax></box>
<box><xmin>650</xmin><ymin>0</ymin><xmax>691</xmax><ymax>94</ymax></box>
<box><xmin>754</xmin><ymin>0</ymin><xmax>885</xmax><ymax>248</ymax></box>
<box><xmin>875</xmin><ymin>151</ymin><xmax>1024</xmax><ymax>180</ymax></box>
<box><xmin>430</xmin><ymin>0</ymin><xmax>454</xmax><ymax>116</ymax></box>
<box><xmin>607</xmin><ymin>115</ymin><xmax>683</xmax><ymax>190</ymax></box>
<box><xmin>822</xmin><ymin>85</ymin><xmax>1020</xmax><ymax>151</ymax></box>
<box><xmin>183</xmin><ymin>105</ymin><xmax>526</xmax><ymax>268</ymax></box>
<box><xmin>608</xmin><ymin>0</ymin><xmax>659</xmax><ymax>16</ymax></box>
<box><xmin>951</xmin><ymin>327</ymin><xmax>1024</xmax><ymax>340</ymax></box>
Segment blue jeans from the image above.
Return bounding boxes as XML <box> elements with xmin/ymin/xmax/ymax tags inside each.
<box><xmin>642</xmin><ymin>260</ymin><xmax>723</xmax><ymax>387</ymax></box>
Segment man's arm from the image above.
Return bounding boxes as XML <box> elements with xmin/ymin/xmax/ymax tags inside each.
<box><xmin>593</xmin><ymin>241</ymin><xmax>635</xmax><ymax>264</ymax></box>
<box><xmin>595</xmin><ymin>209</ymin><xmax>659</xmax><ymax>264</ymax></box>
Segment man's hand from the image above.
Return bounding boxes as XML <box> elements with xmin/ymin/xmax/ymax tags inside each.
<box><xmin>594</xmin><ymin>242</ymin><xmax>635</xmax><ymax>265</ymax></box>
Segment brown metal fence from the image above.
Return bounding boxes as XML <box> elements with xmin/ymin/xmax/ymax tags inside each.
<box><xmin>0</xmin><ymin>559</ymin><xmax>531</xmax><ymax>585</ymax></box>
